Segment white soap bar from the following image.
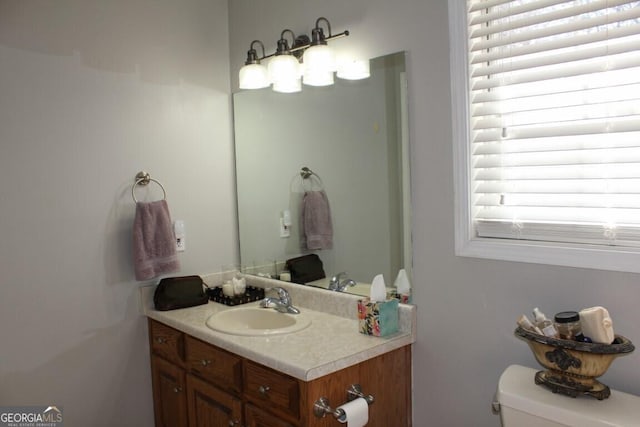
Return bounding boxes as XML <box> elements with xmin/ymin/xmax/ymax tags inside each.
<box><xmin>580</xmin><ymin>306</ymin><xmax>615</xmax><ymax>344</ymax></box>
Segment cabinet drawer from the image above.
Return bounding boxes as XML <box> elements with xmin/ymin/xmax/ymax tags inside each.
<box><xmin>149</xmin><ymin>320</ymin><xmax>185</xmax><ymax>366</ymax></box>
<box><xmin>244</xmin><ymin>361</ymin><xmax>300</xmax><ymax>420</ymax></box>
<box><xmin>185</xmin><ymin>336</ymin><xmax>242</xmax><ymax>393</ymax></box>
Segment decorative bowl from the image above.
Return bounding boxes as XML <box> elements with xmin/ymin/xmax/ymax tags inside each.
<box><xmin>515</xmin><ymin>326</ymin><xmax>634</xmax><ymax>400</ymax></box>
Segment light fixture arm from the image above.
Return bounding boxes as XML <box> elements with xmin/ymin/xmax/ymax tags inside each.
<box><xmin>276</xmin><ymin>29</ymin><xmax>296</xmax><ymax>55</ymax></box>
<box><xmin>291</xmin><ymin>30</ymin><xmax>348</xmax><ymax>54</ymax></box>
<box><xmin>245</xmin><ymin>40</ymin><xmax>266</xmax><ymax>65</ymax></box>
<box><xmin>311</xmin><ymin>17</ymin><xmax>332</xmax><ymax>45</ymax></box>
<box><xmin>250</xmin><ymin>18</ymin><xmax>349</xmax><ymax>62</ymax></box>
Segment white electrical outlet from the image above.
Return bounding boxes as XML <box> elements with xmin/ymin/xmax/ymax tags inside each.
<box><xmin>279</xmin><ymin>217</ymin><xmax>290</xmax><ymax>238</ymax></box>
<box><xmin>174</xmin><ymin>220</ymin><xmax>186</xmax><ymax>252</ymax></box>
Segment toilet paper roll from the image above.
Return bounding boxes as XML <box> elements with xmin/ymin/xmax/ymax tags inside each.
<box><xmin>337</xmin><ymin>398</ymin><xmax>369</xmax><ymax>427</ymax></box>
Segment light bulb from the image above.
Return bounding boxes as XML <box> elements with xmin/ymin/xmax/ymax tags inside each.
<box><xmin>337</xmin><ymin>58</ymin><xmax>370</xmax><ymax>80</ymax></box>
<box><xmin>268</xmin><ymin>54</ymin><xmax>302</xmax><ymax>93</ymax></box>
<box><xmin>303</xmin><ymin>44</ymin><xmax>336</xmax><ymax>87</ymax></box>
<box><xmin>239</xmin><ymin>63</ymin><xmax>269</xmax><ymax>89</ymax></box>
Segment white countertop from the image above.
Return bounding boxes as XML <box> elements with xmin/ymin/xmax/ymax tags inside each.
<box><xmin>141</xmin><ymin>275</ymin><xmax>416</xmax><ymax>381</ymax></box>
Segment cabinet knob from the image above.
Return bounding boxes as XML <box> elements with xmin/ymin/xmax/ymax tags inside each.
<box><xmin>258</xmin><ymin>385</ymin><xmax>270</xmax><ymax>395</ymax></box>
<box><xmin>227</xmin><ymin>420</ymin><xmax>240</xmax><ymax>427</ymax></box>
<box><xmin>173</xmin><ymin>386</ymin><xmax>182</xmax><ymax>393</ymax></box>
<box><xmin>201</xmin><ymin>359</ymin><xmax>211</xmax><ymax>366</ymax></box>
<box><xmin>155</xmin><ymin>337</ymin><xmax>166</xmax><ymax>344</ymax></box>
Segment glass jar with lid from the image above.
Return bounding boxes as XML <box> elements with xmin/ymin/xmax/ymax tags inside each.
<box><xmin>554</xmin><ymin>311</ymin><xmax>583</xmax><ymax>340</ymax></box>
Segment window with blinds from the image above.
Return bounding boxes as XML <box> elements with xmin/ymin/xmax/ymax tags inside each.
<box><xmin>466</xmin><ymin>0</ymin><xmax>640</xmax><ymax>247</ymax></box>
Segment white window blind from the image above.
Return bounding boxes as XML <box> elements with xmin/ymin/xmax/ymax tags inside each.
<box><xmin>467</xmin><ymin>0</ymin><xmax>640</xmax><ymax>247</ymax></box>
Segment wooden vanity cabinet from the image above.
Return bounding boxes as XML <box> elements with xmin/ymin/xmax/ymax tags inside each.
<box><xmin>148</xmin><ymin>319</ymin><xmax>412</xmax><ymax>427</ymax></box>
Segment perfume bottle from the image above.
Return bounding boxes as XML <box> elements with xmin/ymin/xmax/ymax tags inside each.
<box><xmin>533</xmin><ymin>307</ymin><xmax>559</xmax><ymax>338</ymax></box>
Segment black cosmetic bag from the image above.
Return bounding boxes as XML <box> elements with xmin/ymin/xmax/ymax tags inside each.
<box><xmin>285</xmin><ymin>254</ymin><xmax>326</xmax><ymax>284</ymax></box>
<box><xmin>153</xmin><ymin>275</ymin><xmax>208</xmax><ymax>311</ymax></box>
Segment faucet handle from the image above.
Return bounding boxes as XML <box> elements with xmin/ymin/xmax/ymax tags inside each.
<box><xmin>331</xmin><ymin>272</ymin><xmax>347</xmax><ymax>282</ymax></box>
<box><xmin>270</xmin><ymin>287</ymin><xmax>291</xmax><ymax>303</ymax></box>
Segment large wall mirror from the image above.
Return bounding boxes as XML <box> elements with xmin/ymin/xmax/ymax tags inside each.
<box><xmin>233</xmin><ymin>51</ymin><xmax>411</xmax><ymax>296</ymax></box>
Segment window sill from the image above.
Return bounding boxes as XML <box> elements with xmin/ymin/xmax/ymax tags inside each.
<box><xmin>456</xmin><ymin>237</ymin><xmax>640</xmax><ymax>274</ymax></box>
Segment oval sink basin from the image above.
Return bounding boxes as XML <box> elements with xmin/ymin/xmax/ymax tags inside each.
<box><xmin>205</xmin><ymin>307</ymin><xmax>312</xmax><ymax>336</ymax></box>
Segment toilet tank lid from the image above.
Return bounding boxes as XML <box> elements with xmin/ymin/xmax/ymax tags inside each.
<box><xmin>497</xmin><ymin>365</ymin><xmax>640</xmax><ymax>427</ymax></box>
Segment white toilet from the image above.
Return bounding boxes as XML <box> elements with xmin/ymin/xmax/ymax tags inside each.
<box><xmin>495</xmin><ymin>365</ymin><xmax>640</xmax><ymax>426</ymax></box>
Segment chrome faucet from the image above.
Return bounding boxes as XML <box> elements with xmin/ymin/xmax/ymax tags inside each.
<box><xmin>328</xmin><ymin>272</ymin><xmax>357</xmax><ymax>292</ymax></box>
<box><xmin>259</xmin><ymin>287</ymin><xmax>300</xmax><ymax>314</ymax></box>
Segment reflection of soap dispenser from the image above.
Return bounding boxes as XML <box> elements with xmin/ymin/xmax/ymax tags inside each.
<box><xmin>393</xmin><ymin>269</ymin><xmax>412</xmax><ymax>303</ymax></box>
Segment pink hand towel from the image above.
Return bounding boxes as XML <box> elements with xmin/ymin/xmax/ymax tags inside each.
<box><xmin>302</xmin><ymin>190</ymin><xmax>333</xmax><ymax>250</ymax></box>
<box><xmin>133</xmin><ymin>200</ymin><xmax>180</xmax><ymax>281</ymax></box>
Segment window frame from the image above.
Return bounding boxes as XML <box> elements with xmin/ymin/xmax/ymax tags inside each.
<box><xmin>448</xmin><ymin>0</ymin><xmax>640</xmax><ymax>273</ymax></box>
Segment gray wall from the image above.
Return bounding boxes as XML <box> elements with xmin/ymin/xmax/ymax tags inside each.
<box><xmin>229</xmin><ymin>1</ymin><xmax>640</xmax><ymax>426</ymax></box>
<box><xmin>0</xmin><ymin>1</ymin><xmax>235</xmax><ymax>426</ymax></box>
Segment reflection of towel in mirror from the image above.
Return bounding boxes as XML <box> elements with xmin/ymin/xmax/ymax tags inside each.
<box><xmin>133</xmin><ymin>200</ymin><xmax>180</xmax><ymax>281</ymax></box>
<box><xmin>302</xmin><ymin>190</ymin><xmax>333</xmax><ymax>250</ymax></box>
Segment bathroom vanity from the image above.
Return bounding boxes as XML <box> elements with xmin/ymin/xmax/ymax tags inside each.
<box><xmin>142</xmin><ymin>277</ymin><xmax>416</xmax><ymax>427</ymax></box>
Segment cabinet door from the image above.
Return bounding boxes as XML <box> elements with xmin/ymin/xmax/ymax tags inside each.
<box><xmin>151</xmin><ymin>355</ymin><xmax>188</xmax><ymax>427</ymax></box>
<box><xmin>245</xmin><ymin>404</ymin><xmax>297</xmax><ymax>427</ymax></box>
<box><xmin>186</xmin><ymin>373</ymin><xmax>242</xmax><ymax>427</ymax></box>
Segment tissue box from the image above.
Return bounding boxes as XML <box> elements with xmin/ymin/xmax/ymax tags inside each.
<box><xmin>390</xmin><ymin>291</ymin><xmax>412</xmax><ymax>304</ymax></box>
<box><xmin>357</xmin><ymin>298</ymin><xmax>399</xmax><ymax>337</ymax></box>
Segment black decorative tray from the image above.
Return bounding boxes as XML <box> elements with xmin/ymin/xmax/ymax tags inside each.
<box><xmin>206</xmin><ymin>286</ymin><xmax>265</xmax><ymax>306</ymax></box>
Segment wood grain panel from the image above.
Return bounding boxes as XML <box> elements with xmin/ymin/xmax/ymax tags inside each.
<box><xmin>245</xmin><ymin>403</ymin><xmax>298</xmax><ymax>427</ymax></box>
<box><xmin>304</xmin><ymin>346</ymin><xmax>412</xmax><ymax>427</ymax></box>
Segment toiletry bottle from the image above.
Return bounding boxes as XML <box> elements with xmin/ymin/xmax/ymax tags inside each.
<box><xmin>532</xmin><ymin>308</ymin><xmax>559</xmax><ymax>338</ymax></box>
<box><xmin>554</xmin><ymin>311</ymin><xmax>590</xmax><ymax>342</ymax></box>
<box><xmin>517</xmin><ymin>314</ymin><xmax>543</xmax><ymax>335</ymax></box>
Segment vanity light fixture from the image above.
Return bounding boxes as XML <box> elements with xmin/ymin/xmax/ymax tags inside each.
<box><xmin>239</xmin><ymin>40</ymin><xmax>270</xmax><ymax>89</ymax></box>
<box><xmin>238</xmin><ymin>17</ymin><xmax>368</xmax><ymax>93</ymax></box>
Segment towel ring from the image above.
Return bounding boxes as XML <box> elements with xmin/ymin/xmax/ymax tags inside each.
<box><xmin>131</xmin><ymin>171</ymin><xmax>167</xmax><ymax>203</ymax></box>
<box><xmin>300</xmin><ymin>166</ymin><xmax>324</xmax><ymax>191</ymax></box>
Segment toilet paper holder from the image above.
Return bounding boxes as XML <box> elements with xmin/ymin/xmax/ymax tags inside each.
<box><xmin>313</xmin><ymin>384</ymin><xmax>374</xmax><ymax>419</ymax></box>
